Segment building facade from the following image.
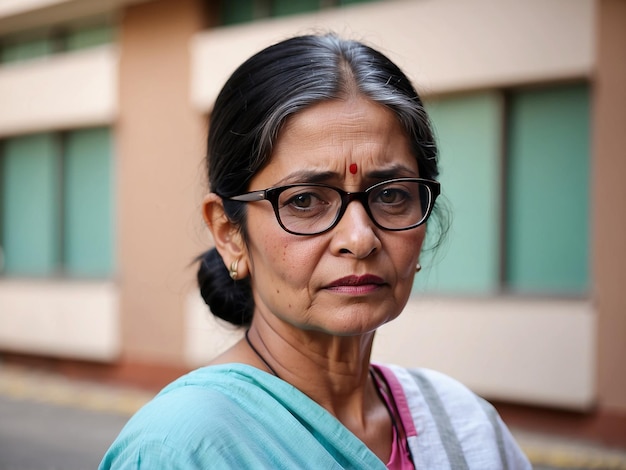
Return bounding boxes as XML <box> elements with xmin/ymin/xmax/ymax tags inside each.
<box><xmin>0</xmin><ymin>0</ymin><xmax>624</xmax><ymax>445</ymax></box>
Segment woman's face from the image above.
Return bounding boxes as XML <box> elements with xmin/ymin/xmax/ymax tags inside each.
<box><xmin>243</xmin><ymin>97</ymin><xmax>426</xmax><ymax>336</ymax></box>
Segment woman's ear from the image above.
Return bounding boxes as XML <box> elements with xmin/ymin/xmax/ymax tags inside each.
<box><xmin>202</xmin><ymin>193</ymin><xmax>249</xmax><ymax>278</ymax></box>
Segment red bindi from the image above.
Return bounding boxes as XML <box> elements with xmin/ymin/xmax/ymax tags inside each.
<box><xmin>349</xmin><ymin>163</ymin><xmax>358</xmax><ymax>175</ymax></box>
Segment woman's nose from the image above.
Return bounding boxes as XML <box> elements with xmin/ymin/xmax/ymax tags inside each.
<box><xmin>329</xmin><ymin>200</ymin><xmax>381</xmax><ymax>258</ymax></box>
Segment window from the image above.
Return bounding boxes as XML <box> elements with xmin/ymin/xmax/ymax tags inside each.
<box><xmin>417</xmin><ymin>92</ymin><xmax>502</xmax><ymax>295</ymax></box>
<box><xmin>218</xmin><ymin>0</ymin><xmax>380</xmax><ymax>25</ymax></box>
<box><xmin>1</xmin><ymin>134</ymin><xmax>61</xmax><ymax>275</ymax></box>
<box><xmin>65</xmin><ymin>23</ymin><xmax>115</xmax><ymax>51</ymax></box>
<box><xmin>1</xmin><ymin>37</ymin><xmax>53</xmax><ymax>63</ymax></box>
<box><xmin>0</xmin><ymin>22</ymin><xmax>115</xmax><ymax>65</ymax></box>
<box><xmin>505</xmin><ymin>84</ymin><xmax>590</xmax><ymax>294</ymax></box>
<box><xmin>418</xmin><ymin>83</ymin><xmax>590</xmax><ymax>296</ymax></box>
<box><xmin>0</xmin><ymin>128</ymin><xmax>114</xmax><ymax>277</ymax></box>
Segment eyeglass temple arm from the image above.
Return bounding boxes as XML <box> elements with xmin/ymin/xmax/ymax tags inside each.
<box><xmin>226</xmin><ymin>190</ymin><xmax>266</xmax><ymax>202</ymax></box>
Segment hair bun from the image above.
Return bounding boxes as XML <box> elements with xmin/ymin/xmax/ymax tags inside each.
<box><xmin>196</xmin><ymin>248</ymin><xmax>254</xmax><ymax>326</ymax></box>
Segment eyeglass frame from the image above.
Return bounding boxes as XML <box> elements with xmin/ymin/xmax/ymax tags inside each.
<box><xmin>219</xmin><ymin>177</ymin><xmax>441</xmax><ymax>236</ymax></box>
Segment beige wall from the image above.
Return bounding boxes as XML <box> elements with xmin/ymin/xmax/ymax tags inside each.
<box><xmin>117</xmin><ymin>0</ymin><xmax>206</xmax><ymax>365</ymax></box>
<box><xmin>0</xmin><ymin>0</ymin><xmax>151</xmax><ymax>35</ymax></box>
<box><xmin>0</xmin><ymin>280</ymin><xmax>119</xmax><ymax>361</ymax></box>
<box><xmin>0</xmin><ymin>46</ymin><xmax>117</xmax><ymax>137</ymax></box>
<box><xmin>191</xmin><ymin>0</ymin><xmax>594</xmax><ymax>111</ymax></box>
<box><xmin>0</xmin><ymin>5</ymin><xmax>121</xmax><ymax>361</ymax></box>
<box><xmin>594</xmin><ymin>0</ymin><xmax>626</xmax><ymax>412</ymax></box>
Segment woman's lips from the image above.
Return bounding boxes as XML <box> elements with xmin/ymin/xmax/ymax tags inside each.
<box><xmin>325</xmin><ymin>275</ymin><xmax>386</xmax><ymax>294</ymax></box>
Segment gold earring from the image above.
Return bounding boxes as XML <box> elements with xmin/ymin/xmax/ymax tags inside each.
<box><xmin>229</xmin><ymin>259</ymin><xmax>239</xmax><ymax>280</ymax></box>
<box><xmin>416</xmin><ymin>263</ymin><xmax>422</xmax><ymax>273</ymax></box>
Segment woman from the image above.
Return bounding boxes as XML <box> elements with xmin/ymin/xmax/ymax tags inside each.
<box><xmin>101</xmin><ymin>34</ymin><xmax>530</xmax><ymax>469</ymax></box>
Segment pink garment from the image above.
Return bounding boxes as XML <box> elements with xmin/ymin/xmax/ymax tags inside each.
<box><xmin>371</xmin><ymin>364</ymin><xmax>417</xmax><ymax>469</ymax></box>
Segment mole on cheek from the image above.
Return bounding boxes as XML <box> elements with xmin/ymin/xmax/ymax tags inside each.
<box><xmin>349</xmin><ymin>163</ymin><xmax>358</xmax><ymax>175</ymax></box>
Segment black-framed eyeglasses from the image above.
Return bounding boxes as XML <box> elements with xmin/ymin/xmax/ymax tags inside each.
<box><xmin>221</xmin><ymin>177</ymin><xmax>441</xmax><ymax>236</ymax></box>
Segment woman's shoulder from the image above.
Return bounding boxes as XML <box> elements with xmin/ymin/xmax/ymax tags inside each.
<box><xmin>99</xmin><ymin>364</ymin><xmax>281</xmax><ymax>469</ymax></box>
<box><xmin>119</xmin><ymin>363</ymin><xmax>279</xmax><ymax>427</ymax></box>
<box><xmin>377</xmin><ymin>364</ymin><xmax>478</xmax><ymax>401</ymax></box>
<box><xmin>101</xmin><ymin>363</ymin><xmax>388</xmax><ymax>469</ymax></box>
<box><xmin>376</xmin><ymin>363</ymin><xmax>532</xmax><ymax>469</ymax></box>
<box><xmin>380</xmin><ymin>363</ymin><xmax>502</xmax><ymax>426</ymax></box>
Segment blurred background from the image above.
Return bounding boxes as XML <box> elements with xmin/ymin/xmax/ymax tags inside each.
<box><xmin>0</xmin><ymin>0</ymin><xmax>624</xmax><ymax>466</ymax></box>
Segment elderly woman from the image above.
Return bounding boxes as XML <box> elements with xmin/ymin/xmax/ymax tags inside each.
<box><xmin>101</xmin><ymin>34</ymin><xmax>530</xmax><ymax>469</ymax></box>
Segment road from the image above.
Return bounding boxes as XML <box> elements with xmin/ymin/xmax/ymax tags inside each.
<box><xmin>0</xmin><ymin>394</ymin><xmax>127</xmax><ymax>469</ymax></box>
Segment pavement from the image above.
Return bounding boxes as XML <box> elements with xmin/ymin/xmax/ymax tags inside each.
<box><xmin>1</xmin><ymin>362</ymin><xmax>626</xmax><ymax>470</ymax></box>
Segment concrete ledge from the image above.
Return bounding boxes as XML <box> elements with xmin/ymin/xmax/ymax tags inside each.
<box><xmin>191</xmin><ymin>0</ymin><xmax>594</xmax><ymax>112</ymax></box>
<box><xmin>374</xmin><ymin>297</ymin><xmax>596</xmax><ymax>410</ymax></box>
<box><xmin>0</xmin><ymin>0</ymin><xmax>150</xmax><ymax>36</ymax></box>
<box><xmin>0</xmin><ymin>45</ymin><xmax>118</xmax><ymax>137</ymax></box>
<box><xmin>0</xmin><ymin>280</ymin><xmax>120</xmax><ymax>361</ymax></box>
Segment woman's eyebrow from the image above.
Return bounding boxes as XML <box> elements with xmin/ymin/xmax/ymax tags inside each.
<box><xmin>274</xmin><ymin>170</ymin><xmax>338</xmax><ymax>186</ymax></box>
<box><xmin>366</xmin><ymin>164</ymin><xmax>419</xmax><ymax>180</ymax></box>
<box><xmin>273</xmin><ymin>164</ymin><xmax>418</xmax><ymax>187</ymax></box>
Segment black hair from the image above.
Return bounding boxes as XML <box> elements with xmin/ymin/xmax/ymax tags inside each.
<box><xmin>197</xmin><ymin>33</ymin><xmax>443</xmax><ymax>326</ymax></box>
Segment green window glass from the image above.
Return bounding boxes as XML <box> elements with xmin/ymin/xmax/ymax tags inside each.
<box><xmin>219</xmin><ymin>0</ymin><xmax>381</xmax><ymax>24</ymax></box>
<box><xmin>64</xmin><ymin>128</ymin><xmax>114</xmax><ymax>276</ymax></box>
<box><xmin>339</xmin><ymin>0</ymin><xmax>378</xmax><ymax>5</ymax></box>
<box><xmin>65</xmin><ymin>24</ymin><xmax>114</xmax><ymax>51</ymax></box>
<box><xmin>1</xmin><ymin>128</ymin><xmax>114</xmax><ymax>278</ymax></box>
<box><xmin>220</xmin><ymin>0</ymin><xmax>259</xmax><ymax>24</ymax></box>
<box><xmin>272</xmin><ymin>0</ymin><xmax>319</xmax><ymax>16</ymax></box>
<box><xmin>1</xmin><ymin>134</ymin><xmax>61</xmax><ymax>275</ymax></box>
<box><xmin>418</xmin><ymin>92</ymin><xmax>503</xmax><ymax>294</ymax></box>
<box><xmin>1</xmin><ymin>37</ymin><xmax>54</xmax><ymax>63</ymax></box>
<box><xmin>505</xmin><ymin>84</ymin><xmax>590</xmax><ymax>294</ymax></box>
<box><xmin>1</xmin><ymin>21</ymin><xmax>113</xmax><ymax>64</ymax></box>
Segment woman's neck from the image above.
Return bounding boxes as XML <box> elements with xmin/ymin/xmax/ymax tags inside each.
<box><xmin>210</xmin><ymin>319</ymin><xmax>393</xmax><ymax>462</ymax></box>
<box><xmin>246</xmin><ymin>319</ymin><xmax>377</xmax><ymax>420</ymax></box>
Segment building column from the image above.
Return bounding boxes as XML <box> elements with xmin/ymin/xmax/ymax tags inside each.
<box><xmin>117</xmin><ymin>0</ymin><xmax>208</xmax><ymax>367</ymax></box>
<box><xmin>594</xmin><ymin>0</ymin><xmax>626</xmax><ymax>413</ymax></box>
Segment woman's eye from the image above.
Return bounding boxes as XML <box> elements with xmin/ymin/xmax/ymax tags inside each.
<box><xmin>291</xmin><ymin>193</ymin><xmax>314</xmax><ymax>208</ymax></box>
<box><xmin>378</xmin><ymin>188</ymin><xmax>405</xmax><ymax>204</ymax></box>
<box><xmin>283</xmin><ymin>191</ymin><xmax>327</xmax><ymax>210</ymax></box>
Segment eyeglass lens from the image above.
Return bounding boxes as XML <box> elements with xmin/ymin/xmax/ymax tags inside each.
<box><xmin>276</xmin><ymin>180</ymin><xmax>431</xmax><ymax>234</ymax></box>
